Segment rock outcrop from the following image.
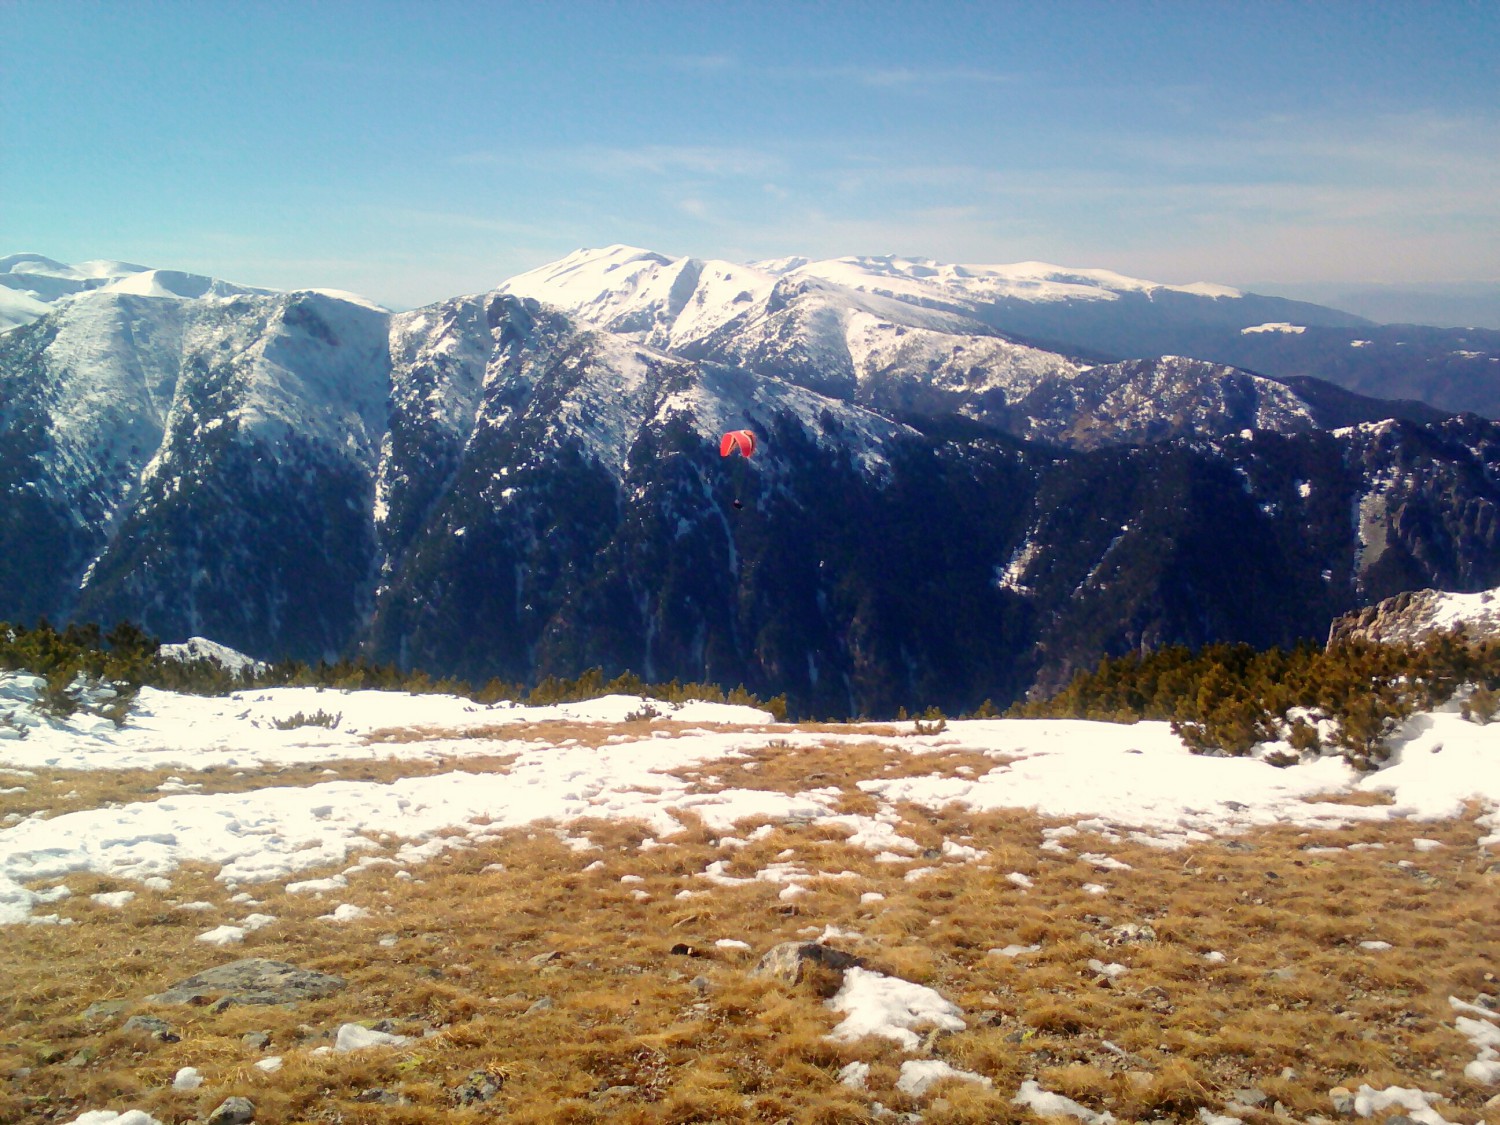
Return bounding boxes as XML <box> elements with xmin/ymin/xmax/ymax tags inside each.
<box><xmin>1328</xmin><ymin>587</ymin><xmax>1500</xmax><ymax>648</ymax></box>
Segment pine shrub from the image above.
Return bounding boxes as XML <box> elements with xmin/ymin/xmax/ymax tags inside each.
<box><xmin>1015</xmin><ymin>631</ymin><xmax>1500</xmax><ymax>769</ymax></box>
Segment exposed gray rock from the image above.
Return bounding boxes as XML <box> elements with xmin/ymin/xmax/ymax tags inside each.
<box><xmin>81</xmin><ymin>999</ymin><xmax>132</xmax><ymax>1023</ymax></box>
<box><xmin>352</xmin><ymin>1088</ymin><xmax>404</xmax><ymax>1104</ymax></box>
<box><xmin>1329</xmin><ymin>1087</ymin><xmax>1356</xmax><ymax>1116</ymax></box>
<box><xmin>206</xmin><ymin>1096</ymin><xmax>256</xmax><ymax>1125</ymax></box>
<box><xmin>1104</xmin><ymin>922</ymin><xmax>1157</xmax><ymax>946</ymax></box>
<box><xmin>524</xmin><ymin>997</ymin><xmax>554</xmax><ymax>1016</ymax></box>
<box><xmin>241</xmin><ymin>1031</ymin><xmax>272</xmax><ymax>1051</ymax></box>
<box><xmin>122</xmin><ymin>1014</ymin><xmax>179</xmax><ymax>1042</ymax></box>
<box><xmin>750</xmin><ymin>941</ymin><xmax>863</xmax><ymax>989</ymax></box>
<box><xmin>147</xmin><ymin>958</ymin><xmax>347</xmax><ymax>1005</ymax></box>
<box><xmin>452</xmin><ymin>1069</ymin><xmax>504</xmax><ymax>1105</ymax></box>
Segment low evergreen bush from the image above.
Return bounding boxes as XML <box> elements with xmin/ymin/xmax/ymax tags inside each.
<box><xmin>1012</xmin><ymin>630</ymin><xmax>1500</xmax><ymax>768</ymax></box>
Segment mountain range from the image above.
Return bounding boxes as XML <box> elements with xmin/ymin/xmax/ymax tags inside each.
<box><xmin>3</xmin><ymin>245</ymin><xmax>1499</xmax><ymax>716</ymax></box>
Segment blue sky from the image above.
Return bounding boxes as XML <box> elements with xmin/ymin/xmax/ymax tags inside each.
<box><xmin>4</xmin><ymin>1</ymin><xmax>1497</xmax><ymax>319</ymax></box>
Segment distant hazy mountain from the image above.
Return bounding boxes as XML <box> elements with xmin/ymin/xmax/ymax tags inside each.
<box><xmin>3</xmin><ymin>245</ymin><xmax>1498</xmax><ymax>716</ymax></box>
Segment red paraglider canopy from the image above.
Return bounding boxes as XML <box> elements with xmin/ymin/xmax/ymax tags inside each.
<box><xmin>719</xmin><ymin>429</ymin><xmax>756</xmax><ymax>458</ymax></box>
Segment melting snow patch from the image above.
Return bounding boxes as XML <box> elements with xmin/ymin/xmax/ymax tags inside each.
<box><xmin>1452</xmin><ymin>1003</ymin><xmax>1500</xmax><ymax>1083</ymax></box>
<box><xmin>896</xmin><ymin>1059</ymin><xmax>992</xmax><ymax>1097</ymax></box>
<box><xmin>990</xmin><ymin>943</ymin><xmax>1041</xmax><ymax>957</ymax></box>
<box><xmin>839</xmin><ymin>1060</ymin><xmax>870</xmax><ymax>1089</ymax></box>
<box><xmin>195</xmin><ymin>924</ymin><xmax>246</xmax><ymax>945</ymax></box>
<box><xmin>1007</xmin><ymin>872</ymin><xmax>1034</xmax><ymax>888</ymax></box>
<box><xmin>825</xmin><ymin>967</ymin><xmax>966</xmax><ymax>1050</ymax></box>
<box><xmin>286</xmin><ymin>875</ymin><xmax>349</xmax><ymax>895</ymax></box>
<box><xmin>941</xmin><ymin>840</ymin><xmax>985</xmax><ymax>860</ymax></box>
<box><xmin>334</xmin><ymin>1023</ymin><xmax>412</xmax><ymax>1051</ymax></box>
<box><xmin>1351</xmin><ymin>1085</ymin><xmax>1453</xmax><ymax>1125</ymax></box>
<box><xmin>90</xmin><ymin>891</ymin><xmax>135</xmax><ymax>908</ymax></box>
<box><xmin>1013</xmin><ymin>1079</ymin><xmax>1117</xmax><ymax>1124</ymax></box>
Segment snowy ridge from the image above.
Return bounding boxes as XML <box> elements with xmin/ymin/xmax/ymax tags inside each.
<box><xmin>500</xmin><ymin>244</ymin><xmax>782</xmax><ymax>351</ymax></box>
<box><xmin>502</xmin><ymin>244</ymin><xmax>1049</xmax><ymax>348</ymax></box>
<box><xmin>0</xmin><ymin>253</ymin><xmax>363</xmax><ymax>335</ymax></box>
<box><xmin>782</xmin><ymin>253</ymin><xmax>1244</xmax><ymax>306</ymax></box>
<box><xmin>95</xmin><ymin>269</ymin><xmax>275</xmax><ymax>302</ymax></box>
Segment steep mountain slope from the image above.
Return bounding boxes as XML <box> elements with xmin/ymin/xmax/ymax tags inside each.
<box><xmin>1</xmin><ymin>289</ymin><xmax>391</xmax><ymax>657</ymax></box>
<box><xmin>4</xmin><ymin>250</ymin><xmax>1499</xmax><ymax>715</ymax></box>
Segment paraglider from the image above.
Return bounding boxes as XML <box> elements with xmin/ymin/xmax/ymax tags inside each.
<box><xmin>720</xmin><ymin>429</ymin><xmax>755</xmax><ymax>509</ymax></box>
<box><xmin>719</xmin><ymin>429</ymin><xmax>755</xmax><ymax>459</ymax></box>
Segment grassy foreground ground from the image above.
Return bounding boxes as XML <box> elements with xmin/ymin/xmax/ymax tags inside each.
<box><xmin>0</xmin><ymin>722</ymin><xmax>1497</xmax><ymax>1125</ymax></box>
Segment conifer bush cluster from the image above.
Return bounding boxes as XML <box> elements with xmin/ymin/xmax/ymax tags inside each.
<box><xmin>1012</xmin><ymin>631</ymin><xmax>1500</xmax><ymax>768</ymax></box>
<box><xmin>0</xmin><ymin>620</ymin><xmax>787</xmax><ymax>721</ymax></box>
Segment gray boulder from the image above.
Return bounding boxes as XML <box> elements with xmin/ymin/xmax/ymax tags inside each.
<box><xmin>750</xmin><ymin>942</ymin><xmax>863</xmax><ymax>996</ymax></box>
<box><xmin>147</xmin><ymin>958</ymin><xmax>346</xmax><ymax>1006</ymax></box>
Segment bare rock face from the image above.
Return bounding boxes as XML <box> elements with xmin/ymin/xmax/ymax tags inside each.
<box><xmin>146</xmin><ymin>958</ymin><xmax>347</xmax><ymax>1006</ymax></box>
<box><xmin>1328</xmin><ymin>587</ymin><xmax>1500</xmax><ymax>648</ymax></box>
<box><xmin>751</xmin><ymin>942</ymin><xmax>864</xmax><ymax>997</ymax></box>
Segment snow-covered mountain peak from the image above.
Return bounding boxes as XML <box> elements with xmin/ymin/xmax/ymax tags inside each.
<box><xmin>0</xmin><ymin>254</ymin><xmax>157</xmax><ymax>331</ymax></box>
<box><xmin>0</xmin><ymin>253</ymin><xmax>383</xmax><ymax>334</ymax></box>
<box><xmin>96</xmin><ymin>268</ymin><xmax>276</xmax><ymax>302</ymax></box>
<box><xmin>0</xmin><ymin>253</ymin><xmax>150</xmax><ymax>282</ymax></box>
<box><xmin>290</xmin><ymin>288</ymin><xmax>389</xmax><ymax>312</ymax></box>
<box><xmin>787</xmin><ymin>254</ymin><xmax>1244</xmax><ymax>306</ymax></box>
<box><xmin>499</xmin><ymin>245</ymin><xmax>781</xmax><ymax>351</ymax></box>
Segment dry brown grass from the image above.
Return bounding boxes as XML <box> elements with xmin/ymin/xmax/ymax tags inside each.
<box><xmin>1</xmin><ymin>731</ymin><xmax>1497</xmax><ymax>1125</ymax></box>
<box><xmin>0</xmin><ymin>753</ymin><xmax>521</xmax><ymax>822</ymax></box>
<box><xmin>1300</xmin><ymin>789</ymin><xmax>1397</xmax><ymax>806</ymax></box>
<box><xmin>669</xmin><ymin>740</ymin><xmax>1012</xmax><ymax>821</ymax></box>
